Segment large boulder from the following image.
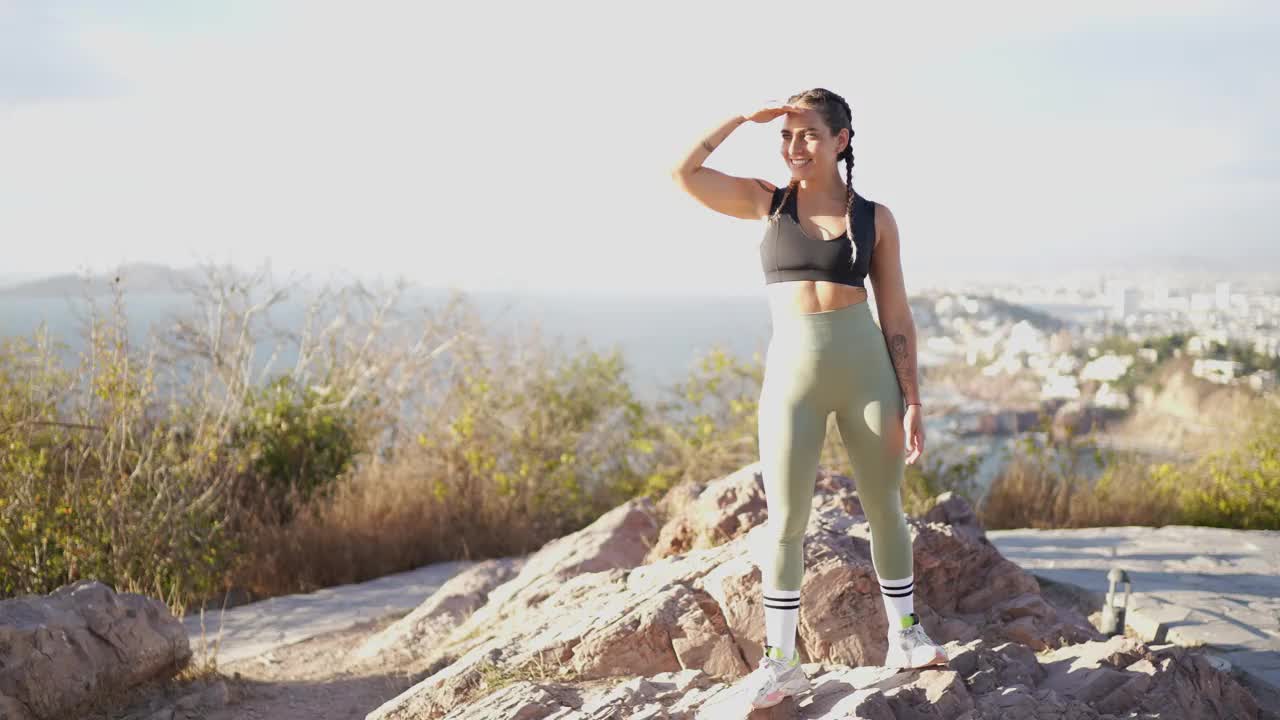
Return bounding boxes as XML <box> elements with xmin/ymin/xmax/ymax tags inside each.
<box><xmin>647</xmin><ymin>463</ymin><xmax>770</xmax><ymax>560</ymax></box>
<box><xmin>652</xmin><ymin>464</ymin><xmax>1097</xmax><ymax>662</ymax></box>
<box><xmin>349</xmin><ymin>556</ymin><xmax>525</xmax><ymax>667</ymax></box>
<box><xmin>435</xmin><ymin>635</ymin><xmax>1265</xmax><ymax>719</ymax></box>
<box><xmin>363</xmin><ymin>463</ymin><xmax>1269</xmax><ymax>719</ymax></box>
<box><xmin>366</xmin><ymin>497</ymin><xmax>746</xmax><ymax>719</ymax></box>
<box><xmin>697</xmin><ymin>469</ymin><xmax>1099</xmax><ymax>668</ymax></box>
<box><xmin>0</xmin><ymin>579</ymin><xmax>190</xmax><ymax>720</ymax></box>
<box><xmin>367</xmin><ymin>466</ymin><xmax>1115</xmax><ymax>719</ymax></box>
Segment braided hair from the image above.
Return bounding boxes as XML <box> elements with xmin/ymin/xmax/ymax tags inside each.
<box><xmin>765</xmin><ymin>88</ymin><xmax>858</xmax><ymax>267</ymax></box>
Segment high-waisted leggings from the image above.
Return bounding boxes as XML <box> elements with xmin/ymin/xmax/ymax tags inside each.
<box><xmin>758</xmin><ymin>299</ymin><xmax>911</xmax><ymax>590</ymax></box>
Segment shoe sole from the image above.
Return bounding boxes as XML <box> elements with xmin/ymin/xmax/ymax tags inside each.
<box><xmin>890</xmin><ymin>651</ymin><xmax>950</xmax><ymax>672</ymax></box>
<box><xmin>749</xmin><ymin>678</ymin><xmax>811</xmax><ymax>708</ymax></box>
<box><xmin>751</xmin><ymin>694</ymin><xmax>786</xmax><ymax>709</ymax></box>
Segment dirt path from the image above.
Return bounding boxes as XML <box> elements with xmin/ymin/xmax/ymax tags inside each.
<box><xmin>88</xmin><ymin>579</ymin><xmax>1105</xmax><ymax>720</ymax></box>
<box><xmin>89</xmin><ymin>614</ymin><xmax>418</xmax><ymax>720</ymax></box>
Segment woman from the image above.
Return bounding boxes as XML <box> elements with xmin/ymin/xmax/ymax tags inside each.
<box><xmin>669</xmin><ymin>88</ymin><xmax>947</xmax><ymax>709</ymax></box>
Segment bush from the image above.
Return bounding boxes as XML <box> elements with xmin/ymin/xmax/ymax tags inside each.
<box><xmin>10</xmin><ymin>264</ymin><xmax>1269</xmax><ymax>615</ymax></box>
<box><xmin>0</xmin><ymin>292</ymin><xmax>238</xmax><ymax>609</ymax></box>
<box><xmin>222</xmin><ymin>307</ymin><xmax>662</xmax><ymax>596</ymax></box>
<box><xmin>979</xmin><ymin>400</ymin><xmax>1280</xmax><ymax>530</ymax></box>
<box><xmin>0</xmin><ymin>265</ymin><xmax>442</xmax><ymax>610</ymax></box>
<box><xmin>414</xmin><ymin>331</ymin><xmax>654</xmax><ymax>540</ymax></box>
<box><xmin>633</xmin><ymin>347</ymin><xmax>765</xmax><ymax>498</ymax></box>
<box><xmin>1169</xmin><ymin>404</ymin><xmax>1280</xmax><ymax>529</ymax></box>
<box><xmin>978</xmin><ymin>431</ymin><xmax>1103</xmax><ymax>529</ymax></box>
<box><xmin>902</xmin><ymin>442</ymin><xmax>983</xmax><ymax>517</ymax></box>
<box><xmin>230</xmin><ymin>374</ymin><xmax>364</xmax><ymax>525</ymax></box>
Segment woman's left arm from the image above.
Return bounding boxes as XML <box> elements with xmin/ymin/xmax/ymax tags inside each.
<box><xmin>868</xmin><ymin>203</ymin><xmax>920</xmax><ymax>406</ymax></box>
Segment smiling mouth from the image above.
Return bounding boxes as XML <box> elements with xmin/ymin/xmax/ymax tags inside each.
<box><xmin>789</xmin><ymin>159</ymin><xmax>811</xmax><ymax>168</ymax></box>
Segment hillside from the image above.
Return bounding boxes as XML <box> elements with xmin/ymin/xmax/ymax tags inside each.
<box><xmin>0</xmin><ymin>263</ymin><xmax>208</xmax><ymax>298</ymax></box>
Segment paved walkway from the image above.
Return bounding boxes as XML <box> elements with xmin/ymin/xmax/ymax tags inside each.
<box><xmin>181</xmin><ymin>560</ymin><xmax>473</xmax><ymax>666</ymax></box>
<box><xmin>987</xmin><ymin>525</ymin><xmax>1280</xmax><ymax>705</ymax></box>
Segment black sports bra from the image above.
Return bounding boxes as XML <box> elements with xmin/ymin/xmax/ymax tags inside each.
<box><xmin>760</xmin><ymin>185</ymin><xmax>876</xmax><ymax>288</ymax></box>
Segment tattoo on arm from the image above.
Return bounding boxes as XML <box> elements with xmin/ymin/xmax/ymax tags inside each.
<box><xmin>886</xmin><ymin>332</ymin><xmax>919</xmax><ymax>401</ymax></box>
<box><xmin>701</xmin><ymin>139</ymin><xmax>716</xmax><ymax>153</ymax></box>
<box><xmin>753</xmin><ymin>179</ymin><xmax>773</xmax><ymax>192</ymax></box>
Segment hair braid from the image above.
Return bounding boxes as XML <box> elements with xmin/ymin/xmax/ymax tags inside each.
<box><xmin>843</xmin><ymin>142</ymin><xmax>858</xmax><ymax>268</ymax></box>
<box><xmin>835</xmin><ymin>97</ymin><xmax>858</xmax><ymax>268</ymax></box>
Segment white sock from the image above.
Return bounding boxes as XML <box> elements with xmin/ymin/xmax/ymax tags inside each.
<box><xmin>763</xmin><ymin>587</ymin><xmax>800</xmax><ymax>659</ymax></box>
<box><xmin>878</xmin><ymin>573</ymin><xmax>914</xmax><ymax>628</ymax></box>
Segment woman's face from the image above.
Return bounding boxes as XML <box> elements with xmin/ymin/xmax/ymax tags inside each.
<box><xmin>780</xmin><ymin>106</ymin><xmax>844</xmax><ymax>178</ymax></box>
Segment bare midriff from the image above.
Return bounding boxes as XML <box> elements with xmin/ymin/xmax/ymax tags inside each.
<box><xmin>767</xmin><ymin>281</ymin><xmax>868</xmax><ymax>315</ymax></box>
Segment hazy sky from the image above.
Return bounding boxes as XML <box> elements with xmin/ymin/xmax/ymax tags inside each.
<box><xmin>2</xmin><ymin>1</ymin><xmax>1277</xmax><ymax>295</ymax></box>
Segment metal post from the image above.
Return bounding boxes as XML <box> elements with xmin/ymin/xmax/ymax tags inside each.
<box><xmin>1100</xmin><ymin>567</ymin><xmax>1131</xmax><ymax>636</ymax></box>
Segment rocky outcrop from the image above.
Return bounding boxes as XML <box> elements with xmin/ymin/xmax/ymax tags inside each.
<box><xmin>440</xmin><ymin>635</ymin><xmax>1264</xmax><ymax>719</ymax></box>
<box><xmin>647</xmin><ymin>464</ymin><xmax>769</xmax><ymax>560</ymax></box>
<box><xmin>349</xmin><ymin>556</ymin><xmax>525</xmax><ymax>667</ymax></box>
<box><xmin>363</xmin><ymin>461</ymin><xmax>1268</xmax><ymax>719</ymax></box>
<box><xmin>17</xmin><ymin>458</ymin><xmax>1269</xmax><ymax>718</ymax></box>
<box><xmin>682</xmin><ymin>465</ymin><xmax>1098</xmax><ymax>666</ymax></box>
<box><xmin>0</xmin><ymin>579</ymin><xmax>191</xmax><ymax>720</ymax></box>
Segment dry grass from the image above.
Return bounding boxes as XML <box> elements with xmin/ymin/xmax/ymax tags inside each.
<box><xmin>459</xmin><ymin>649</ymin><xmax>576</xmax><ymax>705</ymax></box>
<box><xmin>979</xmin><ymin>397</ymin><xmax>1280</xmax><ymax>530</ymax></box>
<box><xmin>978</xmin><ymin>447</ymin><xmax>1180</xmax><ymax>529</ymax></box>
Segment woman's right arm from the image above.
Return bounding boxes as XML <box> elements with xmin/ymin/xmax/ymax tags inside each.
<box><xmin>669</xmin><ymin>110</ymin><xmax>784</xmax><ymax>220</ymax></box>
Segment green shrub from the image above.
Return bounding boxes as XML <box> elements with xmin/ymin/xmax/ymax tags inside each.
<box><xmin>424</xmin><ymin>338</ymin><xmax>653</xmax><ymax>537</ymax></box>
<box><xmin>902</xmin><ymin>443</ymin><xmax>983</xmax><ymax>516</ymax></box>
<box><xmin>231</xmin><ymin>375</ymin><xmax>363</xmax><ymax>524</ymax></box>
<box><xmin>632</xmin><ymin>347</ymin><xmax>765</xmax><ymax>499</ymax></box>
<box><xmin>1168</xmin><ymin>406</ymin><xmax>1280</xmax><ymax>529</ymax></box>
<box><xmin>979</xmin><ymin>400</ymin><xmax>1280</xmax><ymax>530</ymax></box>
<box><xmin>10</xmin><ymin>266</ymin><xmax>1270</xmax><ymax>615</ymax></box>
<box><xmin>0</xmin><ymin>307</ymin><xmax>237</xmax><ymax>609</ymax></box>
<box><xmin>978</xmin><ymin>418</ymin><xmax>1131</xmax><ymax>529</ymax></box>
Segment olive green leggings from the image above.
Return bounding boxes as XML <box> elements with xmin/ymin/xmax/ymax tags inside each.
<box><xmin>757</xmin><ymin>299</ymin><xmax>911</xmax><ymax>590</ymax></box>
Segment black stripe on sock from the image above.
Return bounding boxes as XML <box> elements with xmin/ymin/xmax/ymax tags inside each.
<box><xmin>762</xmin><ymin>594</ymin><xmax>801</xmax><ymax>602</ymax></box>
<box><xmin>763</xmin><ymin>600</ymin><xmax>801</xmax><ymax>609</ymax></box>
<box><xmin>881</xmin><ymin>588</ymin><xmax>913</xmax><ymax>597</ymax></box>
<box><xmin>879</xmin><ymin>579</ymin><xmax>913</xmax><ymax>590</ymax></box>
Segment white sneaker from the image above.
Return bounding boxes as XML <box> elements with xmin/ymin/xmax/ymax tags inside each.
<box><xmin>737</xmin><ymin>645</ymin><xmax>811</xmax><ymax>709</ymax></box>
<box><xmin>884</xmin><ymin>612</ymin><xmax>949</xmax><ymax>670</ymax></box>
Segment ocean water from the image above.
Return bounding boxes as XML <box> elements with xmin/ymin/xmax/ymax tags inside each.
<box><xmin>0</xmin><ymin>289</ymin><xmax>777</xmax><ymax>405</ymax></box>
<box><xmin>1</xmin><ymin>286</ymin><xmax>994</xmax><ymax>406</ymax></box>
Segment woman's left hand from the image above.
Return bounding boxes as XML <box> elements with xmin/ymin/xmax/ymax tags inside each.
<box><xmin>904</xmin><ymin>404</ymin><xmax>925</xmax><ymax>465</ymax></box>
